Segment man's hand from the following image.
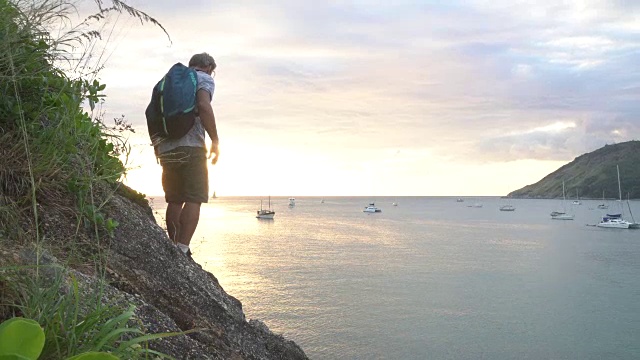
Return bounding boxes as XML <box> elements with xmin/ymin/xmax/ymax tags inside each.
<box><xmin>209</xmin><ymin>141</ymin><xmax>219</xmax><ymax>165</ymax></box>
<box><xmin>196</xmin><ymin>89</ymin><xmax>219</xmax><ymax>165</ymax></box>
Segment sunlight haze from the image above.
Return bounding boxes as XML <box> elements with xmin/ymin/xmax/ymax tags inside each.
<box><xmin>91</xmin><ymin>0</ymin><xmax>639</xmax><ymax>196</ymax></box>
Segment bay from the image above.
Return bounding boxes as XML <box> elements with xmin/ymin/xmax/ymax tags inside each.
<box><xmin>151</xmin><ymin>196</ymin><xmax>640</xmax><ymax>360</ymax></box>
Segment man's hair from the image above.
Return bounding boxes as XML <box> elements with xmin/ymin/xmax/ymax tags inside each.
<box><xmin>189</xmin><ymin>52</ymin><xmax>216</xmax><ymax>70</ymax></box>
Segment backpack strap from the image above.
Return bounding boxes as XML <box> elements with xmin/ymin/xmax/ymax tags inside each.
<box><xmin>158</xmin><ymin>77</ymin><xmax>168</xmax><ymax>135</ymax></box>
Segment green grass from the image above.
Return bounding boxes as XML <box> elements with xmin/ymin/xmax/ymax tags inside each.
<box><xmin>2</xmin><ymin>265</ymin><xmax>176</xmax><ymax>359</ymax></box>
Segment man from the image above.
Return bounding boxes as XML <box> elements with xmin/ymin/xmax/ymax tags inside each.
<box><xmin>156</xmin><ymin>52</ymin><xmax>219</xmax><ymax>257</ymax></box>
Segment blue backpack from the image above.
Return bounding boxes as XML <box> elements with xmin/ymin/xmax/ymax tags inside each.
<box><xmin>145</xmin><ymin>63</ymin><xmax>198</xmax><ymax>141</ymax></box>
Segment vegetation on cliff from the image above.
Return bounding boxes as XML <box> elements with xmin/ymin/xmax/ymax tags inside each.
<box><xmin>0</xmin><ymin>0</ymin><xmax>177</xmax><ymax>357</ymax></box>
<box><xmin>507</xmin><ymin>141</ymin><xmax>640</xmax><ymax>199</ymax></box>
<box><xmin>0</xmin><ymin>0</ymin><xmax>152</xmax><ymax>250</ymax></box>
<box><xmin>0</xmin><ymin>1</ymin><xmax>308</xmax><ymax>358</ymax></box>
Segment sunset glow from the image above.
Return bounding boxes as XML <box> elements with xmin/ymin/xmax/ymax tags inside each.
<box><xmin>92</xmin><ymin>1</ymin><xmax>639</xmax><ymax>197</ymax></box>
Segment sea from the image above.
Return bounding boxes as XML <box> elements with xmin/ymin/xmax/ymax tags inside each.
<box><xmin>150</xmin><ymin>196</ymin><xmax>640</xmax><ymax>360</ymax></box>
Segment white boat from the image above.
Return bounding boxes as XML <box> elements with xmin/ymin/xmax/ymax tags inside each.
<box><xmin>597</xmin><ymin>213</ymin><xmax>633</xmax><ymax>229</ymax></box>
<box><xmin>551</xmin><ymin>211</ymin><xmax>574</xmax><ymax>220</ymax></box>
<box><xmin>288</xmin><ymin>197</ymin><xmax>295</xmax><ymax>207</ymax></box>
<box><xmin>499</xmin><ymin>205</ymin><xmax>515</xmax><ymax>211</ymax></box>
<box><xmin>467</xmin><ymin>203</ymin><xmax>483</xmax><ymax>208</ymax></box>
<box><xmin>551</xmin><ymin>181</ymin><xmax>574</xmax><ymax>220</ymax></box>
<box><xmin>597</xmin><ymin>165</ymin><xmax>639</xmax><ymax>229</ymax></box>
<box><xmin>363</xmin><ymin>203</ymin><xmax>381</xmax><ymax>213</ymax></box>
<box><xmin>456</xmin><ymin>198</ymin><xmax>464</xmax><ymax>202</ymax></box>
<box><xmin>256</xmin><ymin>196</ymin><xmax>275</xmax><ymax>219</ymax></box>
<box><xmin>392</xmin><ymin>202</ymin><xmax>398</xmax><ymax>206</ymax></box>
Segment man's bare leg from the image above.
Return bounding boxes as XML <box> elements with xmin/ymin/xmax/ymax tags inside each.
<box><xmin>177</xmin><ymin>202</ymin><xmax>201</xmax><ymax>248</ymax></box>
<box><xmin>166</xmin><ymin>202</ymin><xmax>184</xmax><ymax>243</ymax></box>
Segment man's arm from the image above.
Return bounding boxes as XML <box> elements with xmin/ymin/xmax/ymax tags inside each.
<box><xmin>197</xmin><ymin>88</ymin><xmax>219</xmax><ymax>164</ymax></box>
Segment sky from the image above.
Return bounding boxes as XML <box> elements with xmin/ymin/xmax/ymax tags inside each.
<box><xmin>72</xmin><ymin>0</ymin><xmax>640</xmax><ymax>196</ymax></box>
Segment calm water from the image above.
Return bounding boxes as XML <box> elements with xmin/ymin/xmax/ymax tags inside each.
<box><xmin>151</xmin><ymin>197</ymin><xmax>640</xmax><ymax>360</ymax></box>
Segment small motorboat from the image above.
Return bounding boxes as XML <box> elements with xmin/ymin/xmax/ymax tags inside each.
<box><xmin>363</xmin><ymin>203</ymin><xmax>381</xmax><ymax>213</ymax></box>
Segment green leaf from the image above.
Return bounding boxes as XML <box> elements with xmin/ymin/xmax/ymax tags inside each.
<box><xmin>117</xmin><ymin>328</ymin><xmax>202</xmax><ymax>353</ymax></box>
<box><xmin>0</xmin><ymin>318</ymin><xmax>45</xmax><ymax>360</ymax></box>
<box><xmin>65</xmin><ymin>352</ymin><xmax>119</xmax><ymax>360</ymax></box>
<box><xmin>94</xmin><ymin>308</ymin><xmax>135</xmax><ymax>345</ymax></box>
<box><xmin>0</xmin><ymin>354</ymin><xmax>31</xmax><ymax>360</ymax></box>
<box><xmin>96</xmin><ymin>328</ymin><xmax>143</xmax><ymax>351</ymax></box>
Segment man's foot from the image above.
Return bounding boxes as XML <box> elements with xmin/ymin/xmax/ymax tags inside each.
<box><xmin>176</xmin><ymin>243</ymin><xmax>193</xmax><ymax>260</ymax></box>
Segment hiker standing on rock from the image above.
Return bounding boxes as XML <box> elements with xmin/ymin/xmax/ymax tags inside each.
<box><xmin>150</xmin><ymin>52</ymin><xmax>219</xmax><ymax>257</ymax></box>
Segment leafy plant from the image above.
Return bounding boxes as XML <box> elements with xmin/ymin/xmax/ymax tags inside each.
<box><xmin>0</xmin><ymin>0</ymin><xmax>130</xmax><ymax>245</ymax></box>
<box><xmin>0</xmin><ymin>317</ymin><xmax>122</xmax><ymax>360</ymax></box>
<box><xmin>0</xmin><ymin>317</ymin><xmax>45</xmax><ymax>360</ymax></box>
<box><xmin>4</xmin><ymin>267</ymin><xmax>177</xmax><ymax>359</ymax></box>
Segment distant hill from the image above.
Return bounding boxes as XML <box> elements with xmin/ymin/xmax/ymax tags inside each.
<box><xmin>507</xmin><ymin>140</ymin><xmax>640</xmax><ymax>199</ymax></box>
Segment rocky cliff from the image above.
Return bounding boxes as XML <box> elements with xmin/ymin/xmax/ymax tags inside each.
<box><xmin>0</xmin><ymin>184</ymin><xmax>308</xmax><ymax>360</ymax></box>
<box><xmin>0</xmin><ymin>0</ymin><xmax>308</xmax><ymax>357</ymax></box>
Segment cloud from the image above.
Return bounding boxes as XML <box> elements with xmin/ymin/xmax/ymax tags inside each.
<box><xmin>475</xmin><ymin>113</ymin><xmax>640</xmax><ymax>162</ymax></box>
<box><xmin>91</xmin><ymin>0</ymin><xmax>640</xmax><ymax>169</ymax></box>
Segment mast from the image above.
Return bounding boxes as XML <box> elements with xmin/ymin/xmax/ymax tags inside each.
<box><xmin>617</xmin><ymin>165</ymin><xmax>622</xmax><ymax>201</ymax></box>
<box><xmin>627</xmin><ymin>193</ymin><xmax>636</xmax><ymax>223</ymax></box>
<box><xmin>562</xmin><ymin>181</ymin><xmax>567</xmax><ymax>211</ymax></box>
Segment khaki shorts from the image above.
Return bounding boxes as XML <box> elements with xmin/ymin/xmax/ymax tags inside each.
<box><xmin>160</xmin><ymin>146</ymin><xmax>208</xmax><ymax>204</ymax></box>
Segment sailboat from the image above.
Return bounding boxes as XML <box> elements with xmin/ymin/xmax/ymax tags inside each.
<box><xmin>572</xmin><ymin>189</ymin><xmax>582</xmax><ymax>205</ymax></box>
<box><xmin>551</xmin><ymin>181</ymin><xmax>574</xmax><ymax>220</ymax></box>
<box><xmin>597</xmin><ymin>190</ymin><xmax>608</xmax><ymax>209</ymax></box>
<box><xmin>211</xmin><ymin>191</ymin><xmax>217</xmax><ymax>199</ymax></box>
<box><xmin>256</xmin><ymin>196</ymin><xmax>275</xmax><ymax>219</ymax></box>
<box><xmin>597</xmin><ymin>165</ymin><xmax>639</xmax><ymax>229</ymax></box>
